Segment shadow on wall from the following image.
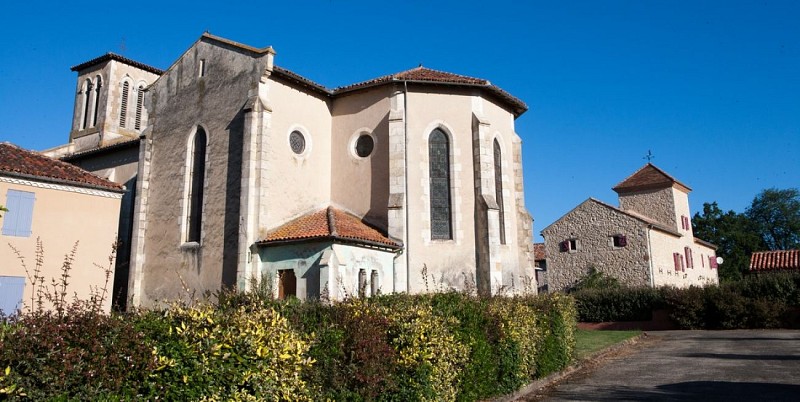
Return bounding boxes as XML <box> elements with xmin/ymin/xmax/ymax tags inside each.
<box><xmin>221</xmin><ymin>110</ymin><xmax>244</xmax><ymax>289</ymax></box>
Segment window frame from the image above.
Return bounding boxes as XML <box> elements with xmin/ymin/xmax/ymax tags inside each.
<box><xmin>1</xmin><ymin>189</ymin><xmax>36</xmax><ymax>238</ymax></box>
<box><xmin>183</xmin><ymin>126</ymin><xmax>208</xmax><ymax>244</ymax></box>
<box><xmin>428</xmin><ymin>128</ymin><xmax>453</xmax><ymax>240</ymax></box>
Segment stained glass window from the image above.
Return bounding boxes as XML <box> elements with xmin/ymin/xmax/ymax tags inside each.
<box><xmin>289</xmin><ymin>131</ymin><xmax>305</xmax><ymax>154</ymax></box>
<box><xmin>355</xmin><ymin>134</ymin><xmax>374</xmax><ymax>157</ymax></box>
<box><xmin>429</xmin><ymin>129</ymin><xmax>452</xmax><ymax>240</ymax></box>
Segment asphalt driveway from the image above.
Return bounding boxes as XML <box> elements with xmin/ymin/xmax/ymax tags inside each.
<box><xmin>528</xmin><ymin>330</ymin><xmax>800</xmax><ymax>401</ymax></box>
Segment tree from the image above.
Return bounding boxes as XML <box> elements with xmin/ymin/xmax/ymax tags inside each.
<box><xmin>693</xmin><ymin>202</ymin><xmax>765</xmax><ymax>282</ymax></box>
<box><xmin>745</xmin><ymin>188</ymin><xmax>800</xmax><ymax>251</ymax></box>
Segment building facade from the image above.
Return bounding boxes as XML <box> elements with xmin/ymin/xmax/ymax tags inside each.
<box><xmin>542</xmin><ymin>164</ymin><xmax>719</xmax><ymax>291</ymax></box>
<box><xmin>0</xmin><ymin>143</ymin><xmax>123</xmax><ymax>315</ymax></box>
<box><xmin>51</xmin><ymin>33</ymin><xmax>536</xmax><ymax>307</ymax></box>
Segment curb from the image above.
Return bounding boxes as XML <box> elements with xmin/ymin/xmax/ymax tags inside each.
<box><xmin>493</xmin><ymin>333</ymin><xmax>648</xmax><ymax>402</ymax></box>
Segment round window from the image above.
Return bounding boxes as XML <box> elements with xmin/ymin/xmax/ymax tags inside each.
<box><xmin>289</xmin><ymin>131</ymin><xmax>305</xmax><ymax>154</ymax></box>
<box><xmin>355</xmin><ymin>134</ymin><xmax>374</xmax><ymax>158</ymax></box>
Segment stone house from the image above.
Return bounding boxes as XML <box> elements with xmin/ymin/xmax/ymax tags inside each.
<box><xmin>0</xmin><ymin>143</ymin><xmax>123</xmax><ymax>315</ymax></box>
<box><xmin>47</xmin><ymin>33</ymin><xmax>536</xmax><ymax>307</ymax></box>
<box><xmin>541</xmin><ymin>163</ymin><xmax>719</xmax><ymax>291</ymax></box>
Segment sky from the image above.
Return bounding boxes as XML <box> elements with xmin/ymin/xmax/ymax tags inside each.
<box><xmin>1</xmin><ymin>1</ymin><xmax>798</xmax><ymax>241</ymax></box>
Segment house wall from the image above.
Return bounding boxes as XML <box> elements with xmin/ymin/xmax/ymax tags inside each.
<box><xmin>136</xmin><ymin>39</ymin><xmax>267</xmax><ymax>305</ymax></box>
<box><xmin>649</xmin><ymin>229</ymin><xmax>719</xmax><ymax>287</ymax></box>
<box><xmin>0</xmin><ymin>178</ymin><xmax>122</xmax><ymax>313</ymax></box>
<box><xmin>542</xmin><ymin>200</ymin><xmax>651</xmax><ymax>292</ymax></box>
<box><xmin>258</xmin><ymin>241</ymin><xmax>395</xmax><ymax>301</ymax></box>
<box><xmin>618</xmin><ymin>187</ymin><xmax>677</xmax><ymax>228</ymax></box>
<box><xmin>262</xmin><ymin>76</ymin><xmax>333</xmax><ymax>230</ymax></box>
<box><xmin>330</xmin><ymin>87</ymin><xmax>391</xmax><ymax>228</ymax></box>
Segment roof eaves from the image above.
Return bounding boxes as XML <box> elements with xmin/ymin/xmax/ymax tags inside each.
<box><xmin>71</xmin><ymin>52</ymin><xmax>163</xmax><ymax>75</ymax></box>
<box><xmin>272</xmin><ymin>66</ymin><xmax>332</xmax><ymax>96</ymax></box>
<box><xmin>0</xmin><ymin>170</ymin><xmax>124</xmax><ymax>193</ymax></box>
<box><xmin>60</xmin><ymin>138</ymin><xmax>141</xmax><ymax>161</ymax></box>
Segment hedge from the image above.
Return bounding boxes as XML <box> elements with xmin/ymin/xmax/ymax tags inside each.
<box><xmin>573</xmin><ymin>272</ymin><xmax>800</xmax><ymax>329</ymax></box>
<box><xmin>0</xmin><ymin>292</ymin><xmax>576</xmax><ymax>401</ymax></box>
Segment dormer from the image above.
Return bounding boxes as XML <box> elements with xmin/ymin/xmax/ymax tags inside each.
<box><xmin>68</xmin><ymin>53</ymin><xmax>162</xmax><ymax>152</ymax></box>
<box><xmin>612</xmin><ymin>163</ymin><xmax>693</xmax><ymax>233</ymax></box>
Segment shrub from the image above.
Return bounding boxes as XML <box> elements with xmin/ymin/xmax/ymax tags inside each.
<box><xmin>487</xmin><ymin>297</ymin><xmax>539</xmax><ymax>393</ymax></box>
<box><xmin>0</xmin><ymin>302</ymin><xmax>155</xmax><ymax>400</ymax></box>
<box><xmin>573</xmin><ymin>287</ymin><xmax>663</xmax><ymax>322</ymax></box>
<box><xmin>137</xmin><ymin>302</ymin><xmax>314</xmax><ymax>401</ymax></box>
<box><xmin>527</xmin><ymin>293</ymin><xmax>577</xmax><ymax>377</ymax></box>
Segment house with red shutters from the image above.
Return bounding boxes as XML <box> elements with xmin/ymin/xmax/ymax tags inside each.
<box><xmin>541</xmin><ymin>163</ymin><xmax>719</xmax><ymax>292</ymax></box>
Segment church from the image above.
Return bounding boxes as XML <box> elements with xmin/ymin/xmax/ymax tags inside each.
<box><xmin>47</xmin><ymin>33</ymin><xmax>536</xmax><ymax>307</ymax></box>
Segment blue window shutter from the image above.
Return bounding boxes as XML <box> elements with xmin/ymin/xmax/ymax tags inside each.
<box><xmin>2</xmin><ymin>190</ymin><xmax>35</xmax><ymax>237</ymax></box>
<box><xmin>0</xmin><ymin>276</ymin><xmax>26</xmax><ymax>316</ymax></box>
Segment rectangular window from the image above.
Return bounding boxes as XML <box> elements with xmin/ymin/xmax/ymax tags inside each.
<box><xmin>561</xmin><ymin>239</ymin><xmax>578</xmax><ymax>252</ymax></box>
<box><xmin>358</xmin><ymin>269</ymin><xmax>367</xmax><ymax>298</ymax></box>
<box><xmin>278</xmin><ymin>269</ymin><xmax>296</xmax><ymax>300</ymax></box>
<box><xmin>0</xmin><ymin>276</ymin><xmax>25</xmax><ymax>317</ymax></box>
<box><xmin>673</xmin><ymin>252</ymin><xmax>681</xmax><ymax>271</ymax></box>
<box><xmin>370</xmin><ymin>270</ymin><xmax>379</xmax><ymax>297</ymax></box>
<box><xmin>199</xmin><ymin>59</ymin><xmax>206</xmax><ymax>77</ymax></box>
<box><xmin>612</xmin><ymin>234</ymin><xmax>627</xmax><ymax>248</ymax></box>
<box><xmin>2</xmin><ymin>190</ymin><xmax>35</xmax><ymax>237</ymax></box>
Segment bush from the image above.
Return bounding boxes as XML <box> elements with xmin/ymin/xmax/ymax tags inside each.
<box><xmin>0</xmin><ymin>302</ymin><xmax>155</xmax><ymax>400</ymax></box>
<box><xmin>487</xmin><ymin>298</ymin><xmax>539</xmax><ymax>393</ymax></box>
<box><xmin>574</xmin><ymin>287</ymin><xmax>663</xmax><ymax>322</ymax></box>
<box><xmin>527</xmin><ymin>293</ymin><xmax>577</xmax><ymax>377</ymax></box>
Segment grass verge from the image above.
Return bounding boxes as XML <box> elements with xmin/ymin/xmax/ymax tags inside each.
<box><xmin>574</xmin><ymin>329</ymin><xmax>641</xmax><ymax>360</ymax></box>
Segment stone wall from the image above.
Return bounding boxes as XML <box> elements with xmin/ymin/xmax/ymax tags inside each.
<box><xmin>542</xmin><ymin>199</ymin><xmax>651</xmax><ymax>292</ymax></box>
<box><xmin>618</xmin><ymin>187</ymin><xmax>677</xmax><ymax>228</ymax></box>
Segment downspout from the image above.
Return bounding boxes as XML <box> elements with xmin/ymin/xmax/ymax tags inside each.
<box><xmin>646</xmin><ymin>226</ymin><xmax>655</xmax><ymax>287</ymax></box>
<box><xmin>403</xmin><ymin>80</ymin><xmax>410</xmax><ymax>293</ymax></box>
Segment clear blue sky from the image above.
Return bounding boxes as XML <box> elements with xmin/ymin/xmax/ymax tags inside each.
<box><xmin>1</xmin><ymin>1</ymin><xmax>798</xmax><ymax>241</ymax></box>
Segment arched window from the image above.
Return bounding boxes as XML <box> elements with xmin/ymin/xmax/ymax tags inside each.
<box><xmin>134</xmin><ymin>85</ymin><xmax>144</xmax><ymax>130</ymax></box>
<box><xmin>429</xmin><ymin>129</ymin><xmax>452</xmax><ymax>240</ymax></box>
<box><xmin>186</xmin><ymin>127</ymin><xmax>207</xmax><ymax>243</ymax></box>
<box><xmin>494</xmin><ymin>139</ymin><xmax>506</xmax><ymax>245</ymax></box>
<box><xmin>91</xmin><ymin>76</ymin><xmax>102</xmax><ymax>128</ymax></box>
<box><xmin>119</xmin><ymin>81</ymin><xmax>129</xmax><ymax>128</ymax></box>
<box><xmin>81</xmin><ymin>79</ymin><xmax>92</xmax><ymax>130</ymax></box>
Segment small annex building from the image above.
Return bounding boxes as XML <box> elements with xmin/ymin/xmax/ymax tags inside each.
<box><xmin>541</xmin><ymin>163</ymin><xmax>719</xmax><ymax>291</ymax></box>
<box><xmin>0</xmin><ymin>143</ymin><xmax>123</xmax><ymax>315</ymax></box>
<box><xmin>46</xmin><ymin>33</ymin><xmax>537</xmax><ymax>307</ymax></box>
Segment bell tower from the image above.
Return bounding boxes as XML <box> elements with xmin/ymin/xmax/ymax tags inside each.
<box><xmin>67</xmin><ymin>53</ymin><xmax>162</xmax><ymax>152</ymax></box>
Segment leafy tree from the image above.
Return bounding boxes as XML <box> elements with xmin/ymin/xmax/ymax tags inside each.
<box><xmin>693</xmin><ymin>202</ymin><xmax>764</xmax><ymax>282</ymax></box>
<box><xmin>745</xmin><ymin>188</ymin><xmax>800</xmax><ymax>251</ymax></box>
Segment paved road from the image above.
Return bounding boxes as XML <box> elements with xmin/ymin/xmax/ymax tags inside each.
<box><xmin>529</xmin><ymin>330</ymin><xmax>800</xmax><ymax>401</ymax></box>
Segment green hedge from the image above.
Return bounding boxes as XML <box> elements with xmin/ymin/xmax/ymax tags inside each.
<box><xmin>0</xmin><ymin>292</ymin><xmax>576</xmax><ymax>401</ymax></box>
<box><xmin>573</xmin><ymin>272</ymin><xmax>800</xmax><ymax>329</ymax></box>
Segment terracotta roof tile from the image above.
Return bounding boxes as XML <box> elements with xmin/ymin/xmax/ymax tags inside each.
<box><xmin>749</xmin><ymin>250</ymin><xmax>800</xmax><ymax>272</ymax></box>
<box><xmin>260</xmin><ymin>207</ymin><xmax>400</xmax><ymax>249</ymax></box>
<box><xmin>333</xmin><ymin>66</ymin><xmax>527</xmax><ymax>116</ymax></box>
<box><xmin>613</xmin><ymin>163</ymin><xmax>691</xmax><ymax>193</ymax></box>
<box><xmin>0</xmin><ymin>142</ymin><xmax>122</xmax><ymax>191</ymax></box>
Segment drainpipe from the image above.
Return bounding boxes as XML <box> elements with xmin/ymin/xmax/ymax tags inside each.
<box><xmin>646</xmin><ymin>226</ymin><xmax>655</xmax><ymax>287</ymax></box>
<box><xmin>403</xmin><ymin>80</ymin><xmax>410</xmax><ymax>293</ymax></box>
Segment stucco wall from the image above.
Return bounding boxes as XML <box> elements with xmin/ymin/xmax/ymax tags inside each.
<box><xmin>330</xmin><ymin>87</ymin><xmax>391</xmax><ymax>228</ymax></box>
<box><xmin>138</xmin><ymin>39</ymin><xmax>267</xmax><ymax>305</ymax></box>
<box><xmin>649</xmin><ymin>230</ymin><xmax>719</xmax><ymax>287</ymax></box>
<box><xmin>542</xmin><ymin>200</ymin><xmax>651</xmax><ymax>292</ymax></box>
<box><xmin>262</xmin><ymin>76</ymin><xmax>332</xmax><ymax>230</ymax></box>
<box><xmin>258</xmin><ymin>241</ymin><xmax>395</xmax><ymax>301</ymax></box>
<box><xmin>0</xmin><ymin>178</ymin><xmax>121</xmax><ymax>313</ymax></box>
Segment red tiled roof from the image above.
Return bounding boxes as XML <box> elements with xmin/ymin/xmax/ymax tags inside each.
<box><xmin>71</xmin><ymin>52</ymin><xmax>163</xmax><ymax>75</ymax></box>
<box><xmin>333</xmin><ymin>66</ymin><xmax>528</xmax><ymax>116</ymax></box>
<box><xmin>533</xmin><ymin>243</ymin><xmax>546</xmax><ymax>261</ymax></box>
<box><xmin>613</xmin><ymin>163</ymin><xmax>691</xmax><ymax>194</ymax></box>
<box><xmin>0</xmin><ymin>143</ymin><xmax>123</xmax><ymax>191</ymax></box>
<box><xmin>749</xmin><ymin>250</ymin><xmax>800</xmax><ymax>272</ymax></box>
<box><xmin>259</xmin><ymin>207</ymin><xmax>401</xmax><ymax>249</ymax></box>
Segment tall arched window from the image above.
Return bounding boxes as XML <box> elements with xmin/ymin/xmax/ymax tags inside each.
<box><xmin>119</xmin><ymin>81</ymin><xmax>129</xmax><ymax>127</ymax></box>
<box><xmin>81</xmin><ymin>79</ymin><xmax>92</xmax><ymax>130</ymax></box>
<box><xmin>91</xmin><ymin>76</ymin><xmax>102</xmax><ymax>128</ymax></box>
<box><xmin>429</xmin><ymin>129</ymin><xmax>452</xmax><ymax>240</ymax></box>
<box><xmin>186</xmin><ymin>127</ymin><xmax>207</xmax><ymax>243</ymax></box>
<box><xmin>134</xmin><ymin>85</ymin><xmax>144</xmax><ymax>130</ymax></box>
<box><xmin>493</xmin><ymin>139</ymin><xmax>506</xmax><ymax>245</ymax></box>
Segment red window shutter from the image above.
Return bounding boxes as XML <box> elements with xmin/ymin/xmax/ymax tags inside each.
<box><xmin>710</xmin><ymin>256</ymin><xmax>718</xmax><ymax>269</ymax></box>
<box><xmin>680</xmin><ymin>255</ymin><xmax>686</xmax><ymax>271</ymax></box>
<box><xmin>560</xmin><ymin>240</ymin><xmax>569</xmax><ymax>252</ymax></box>
<box><xmin>685</xmin><ymin>247</ymin><xmax>694</xmax><ymax>269</ymax></box>
<box><xmin>619</xmin><ymin>235</ymin><xmax>627</xmax><ymax>247</ymax></box>
<box><xmin>673</xmin><ymin>253</ymin><xmax>680</xmax><ymax>271</ymax></box>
